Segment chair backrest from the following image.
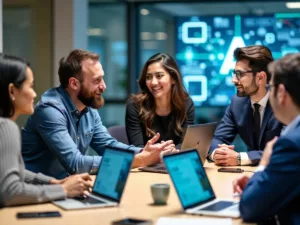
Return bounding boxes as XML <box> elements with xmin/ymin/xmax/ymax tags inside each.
<box><xmin>107</xmin><ymin>125</ymin><xmax>129</xmax><ymax>145</ymax></box>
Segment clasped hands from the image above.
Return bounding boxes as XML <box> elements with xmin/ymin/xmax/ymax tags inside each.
<box><xmin>213</xmin><ymin>144</ymin><xmax>239</xmax><ymax>166</ymax></box>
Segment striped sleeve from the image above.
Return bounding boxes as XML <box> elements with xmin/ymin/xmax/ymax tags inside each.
<box><xmin>0</xmin><ymin>118</ymin><xmax>66</xmax><ymax>207</ymax></box>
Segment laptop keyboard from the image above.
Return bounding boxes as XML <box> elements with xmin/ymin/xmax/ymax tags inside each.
<box><xmin>200</xmin><ymin>201</ymin><xmax>236</xmax><ymax>211</ymax></box>
<box><xmin>74</xmin><ymin>195</ymin><xmax>105</xmax><ymax>205</ymax></box>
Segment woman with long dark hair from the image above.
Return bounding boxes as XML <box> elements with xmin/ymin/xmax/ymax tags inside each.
<box><xmin>0</xmin><ymin>54</ymin><xmax>92</xmax><ymax>207</ymax></box>
<box><xmin>126</xmin><ymin>53</ymin><xmax>194</xmax><ymax>149</ymax></box>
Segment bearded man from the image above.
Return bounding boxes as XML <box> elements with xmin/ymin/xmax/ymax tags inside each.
<box><xmin>22</xmin><ymin>49</ymin><xmax>174</xmax><ymax>179</ymax></box>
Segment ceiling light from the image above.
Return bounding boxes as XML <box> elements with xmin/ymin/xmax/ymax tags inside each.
<box><xmin>155</xmin><ymin>32</ymin><xmax>168</xmax><ymax>40</ymax></box>
<box><xmin>286</xmin><ymin>2</ymin><xmax>300</xmax><ymax>8</ymax></box>
<box><xmin>140</xmin><ymin>9</ymin><xmax>149</xmax><ymax>16</ymax></box>
<box><xmin>88</xmin><ymin>28</ymin><xmax>103</xmax><ymax>36</ymax></box>
<box><xmin>141</xmin><ymin>32</ymin><xmax>153</xmax><ymax>40</ymax></box>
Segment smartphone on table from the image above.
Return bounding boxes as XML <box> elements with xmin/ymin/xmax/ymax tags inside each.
<box><xmin>218</xmin><ymin>168</ymin><xmax>244</xmax><ymax>173</ymax></box>
<box><xmin>16</xmin><ymin>211</ymin><xmax>61</xmax><ymax>219</ymax></box>
<box><xmin>112</xmin><ymin>218</ymin><xmax>152</xmax><ymax>225</ymax></box>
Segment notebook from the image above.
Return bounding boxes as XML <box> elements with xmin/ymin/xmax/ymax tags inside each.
<box><xmin>53</xmin><ymin>146</ymin><xmax>134</xmax><ymax>210</ymax></box>
<box><xmin>163</xmin><ymin>149</ymin><xmax>240</xmax><ymax>218</ymax></box>
<box><xmin>138</xmin><ymin>122</ymin><xmax>217</xmax><ymax>174</ymax></box>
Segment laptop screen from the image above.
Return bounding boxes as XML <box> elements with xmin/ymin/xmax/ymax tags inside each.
<box><xmin>93</xmin><ymin>147</ymin><xmax>134</xmax><ymax>202</ymax></box>
<box><xmin>164</xmin><ymin>150</ymin><xmax>215</xmax><ymax>209</ymax></box>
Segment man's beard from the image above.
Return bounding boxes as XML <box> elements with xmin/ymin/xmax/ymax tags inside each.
<box><xmin>78</xmin><ymin>85</ymin><xmax>105</xmax><ymax>109</ymax></box>
<box><xmin>236</xmin><ymin>80</ymin><xmax>259</xmax><ymax>97</ymax></box>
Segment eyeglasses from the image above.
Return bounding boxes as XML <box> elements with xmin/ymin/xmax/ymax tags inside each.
<box><xmin>232</xmin><ymin>69</ymin><xmax>254</xmax><ymax>80</ymax></box>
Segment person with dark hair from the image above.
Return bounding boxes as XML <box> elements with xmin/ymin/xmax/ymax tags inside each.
<box><xmin>208</xmin><ymin>45</ymin><xmax>283</xmax><ymax>166</ymax></box>
<box><xmin>233</xmin><ymin>53</ymin><xmax>300</xmax><ymax>225</ymax></box>
<box><xmin>21</xmin><ymin>49</ymin><xmax>174</xmax><ymax>179</ymax></box>
<box><xmin>0</xmin><ymin>54</ymin><xmax>92</xmax><ymax>207</ymax></box>
<box><xmin>126</xmin><ymin>53</ymin><xmax>194</xmax><ymax>149</ymax></box>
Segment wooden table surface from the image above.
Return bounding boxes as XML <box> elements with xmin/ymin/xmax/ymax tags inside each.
<box><xmin>0</xmin><ymin>162</ymin><xmax>256</xmax><ymax>225</ymax></box>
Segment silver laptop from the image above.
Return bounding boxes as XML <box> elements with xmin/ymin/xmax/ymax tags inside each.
<box><xmin>53</xmin><ymin>146</ymin><xmax>134</xmax><ymax>210</ymax></box>
<box><xmin>181</xmin><ymin>122</ymin><xmax>218</xmax><ymax>163</ymax></box>
<box><xmin>164</xmin><ymin>149</ymin><xmax>240</xmax><ymax>218</ymax></box>
<box><xmin>138</xmin><ymin>122</ymin><xmax>217</xmax><ymax>174</ymax></box>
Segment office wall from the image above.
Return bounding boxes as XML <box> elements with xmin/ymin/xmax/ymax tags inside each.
<box><xmin>3</xmin><ymin>0</ymin><xmax>52</xmax><ymax>127</ymax></box>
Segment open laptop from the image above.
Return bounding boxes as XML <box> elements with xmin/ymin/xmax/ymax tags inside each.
<box><xmin>163</xmin><ymin>149</ymin><xmax>240</xmax><ymax>218</ymax></box>
<box><xmin>181</xmin><ymin>122</ymin><xmax>218</xmax><ymax>163</ymax></box>
<box><xmin>138</xmin><ymin>122</ymin><xmax>217</xmax><ymax>174</ymax></box>
<box><xmin>53</xmin><ymin>146</ymin><xmax>134</xmax><ymax>210</ymax></box>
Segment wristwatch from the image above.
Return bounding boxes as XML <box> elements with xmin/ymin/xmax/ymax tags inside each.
<box><xmin>89</xmin><ymin>166</ymin><xmax>99</xmax><ymax>175</ymax></box>
<box><xmin>237</xmin><ymin>153</ymin><xmax>241</xmax><ymax>166</ymax></box>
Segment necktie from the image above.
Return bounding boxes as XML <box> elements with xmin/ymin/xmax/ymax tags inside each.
<box><xmin>253</xmin><ymin>103</ymin><xmax>261</xmax><ymax>149</ymax></box>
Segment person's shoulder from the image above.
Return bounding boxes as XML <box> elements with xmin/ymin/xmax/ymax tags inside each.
<box><xmin>39</xmin><ymin>87</ymin><xmax>64</xmax><ymax>106</ymax></box>
<box><xmin>280</xmin><ymin>123</ymin><xmax>300</xmax><ymax>146</ymax></box>
<box><xmin>230</xmin><ymin>95</ymin><xmax>250</xmax><ymax>105</ymax></box>
<box><xmin>88</xmin><ymin>107</ymin><xmax>101</xmax><ymax>117</ymax></box>
<box><xmin>268</xmin><ymin>123</ymin><xmax>300</xmax><ymax>162</ymax></box>
<box><xmin>126</xmin><ymin>96</ymin><xmax>136</xmax><ymax>105</ymax></box>
<box><xmin>0</xmin><ymin>117</ymin><xmax>19</xmax><ymax>133</ymax></box>
<box><xmin>36</xmin><ymin>87</ymin><xmax>69</xmax><ymax>112</ymax></box>
<box><xmin>271</xmin><ymin>134</ymin><xmax>300</xmax><ymax>165</ymax></box>
<box><xmin>126</xmin><ymin>95</ymin><xmax>140</xmax><ymax>109</ymax></box>
<box><xmin>185</xmin><ymin>96</ymin><xmax>194</xmax><ymax>106</ymax></box>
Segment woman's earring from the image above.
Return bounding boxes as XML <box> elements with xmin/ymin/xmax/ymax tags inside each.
<box><xmin>11</xmin><ymin>97</ymin><xmax>15</xmax><ymax>101</ymax></box>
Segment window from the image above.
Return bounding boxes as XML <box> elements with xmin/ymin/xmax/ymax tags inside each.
<box><xmin>88</xmin><ymin>3</ymin><xmax>128</xmax><ymax>100</ymax></box>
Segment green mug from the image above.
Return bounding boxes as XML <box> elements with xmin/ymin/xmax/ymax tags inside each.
<box><xmin>150</xmin><ymin>183</ymin><xmax>170</xmax><ymax>205</ymax></box>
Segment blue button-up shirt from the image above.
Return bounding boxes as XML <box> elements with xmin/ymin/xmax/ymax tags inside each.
<box><xmin>22</xmin><ymin>86</ymin><xmax>141</xmax><ymax>179</ymax></box>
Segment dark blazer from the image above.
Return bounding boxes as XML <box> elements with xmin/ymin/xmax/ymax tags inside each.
<box><xmin>239</xmin><ymin>119</ymin><xmax>300</xmax><ymax>225</ymax></box>
<box><xmin>209</xmin><ymin>95</ymin><xmax>283</xmax><ymax>165</ymax></box>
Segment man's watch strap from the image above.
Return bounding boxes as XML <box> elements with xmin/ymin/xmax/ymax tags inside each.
<box><xmin>237</xmin><ymin>153</ymin><xmax>241</xmax><ymax>166</ymax></box>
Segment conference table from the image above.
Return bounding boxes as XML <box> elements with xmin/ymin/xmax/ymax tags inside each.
<box><xmin>0</xmin><ymin>162</ymin><xmax>256</xmax><ymax>225</ymax></box>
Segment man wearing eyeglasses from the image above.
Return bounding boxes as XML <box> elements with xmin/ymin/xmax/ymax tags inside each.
<box><xmin>208</xmin><ymin>45</ymin><xmax>283</xmax><ymax>166</ymax></box>
<box><xmin>233</xmin><ymin>53</ymin><xmax>300</xmax><ymax>225</ymax></box>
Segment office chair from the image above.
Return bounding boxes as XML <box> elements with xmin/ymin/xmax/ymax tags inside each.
<box><xmin>107</xmin><ymin>125</ymin><xmax>129</xmax><ymax>145</ymax></box>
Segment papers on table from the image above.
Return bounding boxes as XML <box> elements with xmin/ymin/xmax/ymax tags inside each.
<box><xmin>156</xmin><ymin>217</ymin><xmax>232</xmax><ymax>225</ymax></box>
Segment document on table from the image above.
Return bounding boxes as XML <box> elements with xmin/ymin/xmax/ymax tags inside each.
<box><xmin>156</xmin><ymin>217</ymin><xmax>232</xmax><ymax>225</ymax></box>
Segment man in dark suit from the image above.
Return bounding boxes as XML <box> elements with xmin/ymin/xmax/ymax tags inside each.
<box><xmin>208</xmin><ymin>45</ymin><xmax>283</xmax><ymax>166</ymax></box>
<box><xmin>233</xmin><ymin>53</ymin><xmax>300</xmax><ymax>224</ymax></box>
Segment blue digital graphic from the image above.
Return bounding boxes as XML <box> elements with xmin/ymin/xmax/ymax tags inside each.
<box><xmin>176</xmin><ymin>13</ymin><xmax>300</xmax><ymax>106</ymax></box>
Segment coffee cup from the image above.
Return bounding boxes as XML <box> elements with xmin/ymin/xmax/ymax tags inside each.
<box><xmin>150</xmin><ymin>183</ymin><xmax>170</xmax><ymax>205</ymax></box>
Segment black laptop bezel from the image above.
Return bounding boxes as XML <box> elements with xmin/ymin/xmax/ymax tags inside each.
<box><xmin>91</xmin><ymin>146</ymin><xmax>135</xmax><ymax>203</ymax></box>
<box><xmin>163</xmin><ymin>149</ymin><xmax>217</xmax><ymax>210</ymax></box>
